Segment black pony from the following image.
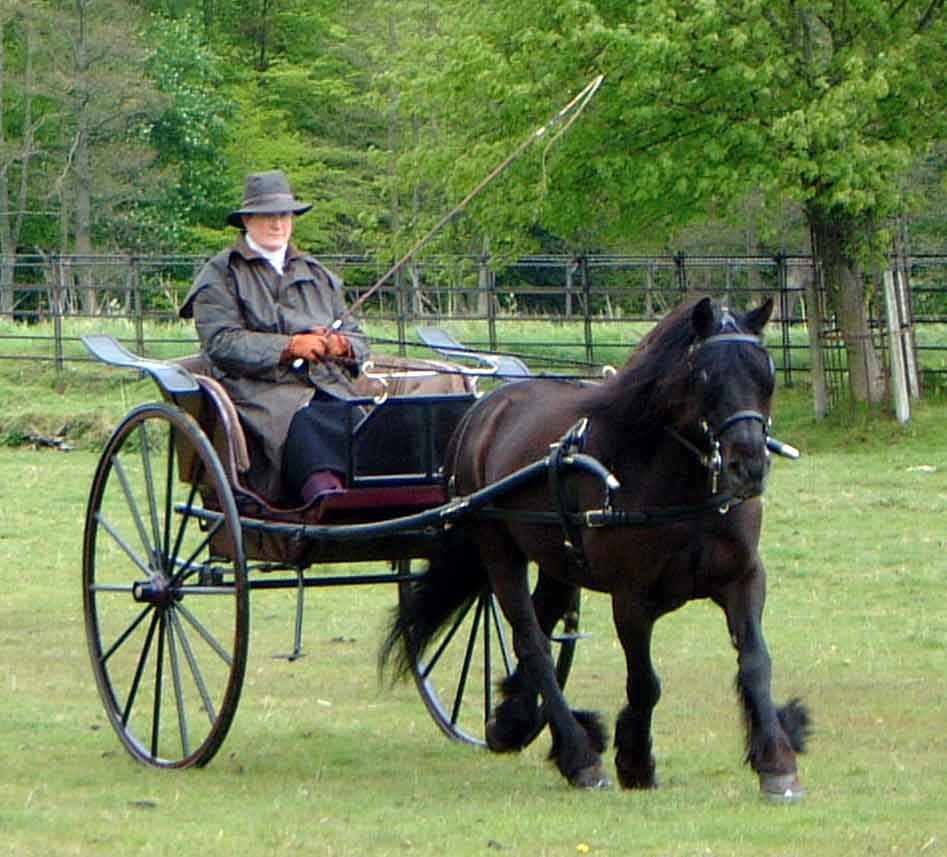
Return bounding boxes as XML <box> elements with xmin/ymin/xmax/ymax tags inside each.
<box><xmin>381</xmin><ymin>297</ymin><xmax>809</xmax><ymax>797</ymax></box>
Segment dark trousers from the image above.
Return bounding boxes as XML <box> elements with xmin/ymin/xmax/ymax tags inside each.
<box><xmin>282</xmin><ymin>391</ymin><xmax>354</xmax><ymax>498</ymax></box>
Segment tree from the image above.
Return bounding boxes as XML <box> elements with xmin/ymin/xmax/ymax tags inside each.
<box><xmin>137</xmin><ymin>14</ymin><xmax>234</xmax><ymax>252</ymax></box>
<box><xmin>0</xmin><ymin>2</ymin><xmax>42</xmax><ymax>314</ymax></box>
<box><xmin>383</xmin><ymin>0</ymin><xmax>947</xmax><ymax>403</ymax></box>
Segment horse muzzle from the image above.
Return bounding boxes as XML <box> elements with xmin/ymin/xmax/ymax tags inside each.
<box><xmin>723</xmin><ymin>442</ymin><xmax>771</xmax><ymax>499</ymax></box>
<box><xmin>716</xmin><ymin>410</ymin><xmax>771</xmax><ymax>499</ymax></box>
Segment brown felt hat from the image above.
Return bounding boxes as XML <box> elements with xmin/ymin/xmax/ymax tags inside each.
<box><xmin>227</xmin><ymin>170</ymin><xmax>312</xmax><ymax>228</ymax></box>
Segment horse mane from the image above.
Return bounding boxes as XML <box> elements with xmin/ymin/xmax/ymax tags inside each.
<box><xmin>579</xmin><ymin>299</ymin><xmax>706</xmax><ymax>436</ymax></box>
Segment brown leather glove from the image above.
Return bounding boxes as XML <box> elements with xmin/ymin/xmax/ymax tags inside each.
<box><xmin>308</xmin><ymin>326</ymin><xmax>353</xmax><ymax>359</ymax></box>
<box><xmin>325</xmin><ymin>330</ymin><xmax>353</xmax><ymax>358</ymax></box>
<box><xmin>283</xmin><ymin>332</ymin><xmax>329</xmax><ymax>363</ymax></box>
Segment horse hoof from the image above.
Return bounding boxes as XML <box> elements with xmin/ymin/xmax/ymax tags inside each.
<box><xmin>759</xmin><ymin>772</ymin><xmax>806</xmax><ymax>801</ymax></box>
<box><xmin>571</xmin><ymin>766</ymin><xmax>612</xmax><ymax>790</ymax></box>
<box><xmin>617</xmin><ymin>772</ymin><xmax>659</xmax><ymax>790</ymax></box>
<box><xmin>616</xmin><ymin>756</ymin><xmax>658</xmax><ymax>789</ymax></box>
<box><xmin>485</xmin><ymin>718</ymin><xmax>521</xmax><ymax>754</ymax></box>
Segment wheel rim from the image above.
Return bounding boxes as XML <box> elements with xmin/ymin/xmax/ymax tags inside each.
<box><xmin>401</xmin><ymin>562</ymin><xmax>579</xmax><ymax>748</ymax></box>
<box><xmin>83</xmin><ymin>402</ymin><xmax>248</xmax><ymax>768</ymax></box>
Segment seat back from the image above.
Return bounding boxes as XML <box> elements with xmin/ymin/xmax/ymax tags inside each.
<box><xmin>169</xmin><ymin>355</ymin><xmax>252</xmax><ymax>477</ymax></box>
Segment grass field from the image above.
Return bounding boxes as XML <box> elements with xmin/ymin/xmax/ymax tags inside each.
<box><xmin>0</xmin><ymin>352</ymin><xmax>945</xmax><ymax>855</ymax></box>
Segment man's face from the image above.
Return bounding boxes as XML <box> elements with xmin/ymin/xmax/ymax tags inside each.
<box><xmin>243</xmin><ymin>212</ymin><xmax>294</xmax><ymax>251</ymax></box>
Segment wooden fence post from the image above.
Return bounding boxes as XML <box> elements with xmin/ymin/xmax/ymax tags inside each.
<box><xmin>130</xmin><ymin>256</ymin><xmax>145</xmax><ymax>357</ymax></box>
<box><xmin>883</xmin><ymin>269</ymin><xmax>911</xmax><ymax>423</ymax></box>
<box><xmin>775</xmin><ymin>253</ymin><xmax>794</xmax><ymax>387</ymax></box>
<box><xmin>804</xmin><ymin>258</ymin><xmax>828</xmax><ymax>421</ymax></box>
<box><xmin>396</xmin><ymin>264</ymin><xmax>408</xmax><ymax>357</ymax></box>
<box><xmin>485</xmin><ymin>257</ymin><xmax>497</xmax><ymax>352</ymax></box>
<box><xmin>52</xmin><ymin>253</ymin><xmax>65</xmax><ymax>374</ymax></box>
<box><xmin>578</xmin><ymin>255</ymin><xmax>593</xmax><ymax>366</ymax></box>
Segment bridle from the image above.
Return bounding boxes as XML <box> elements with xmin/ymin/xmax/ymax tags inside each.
<box><xmin>668</xmin><ymin>332</ymin><xmax>773</xmax><ymax>495</ymax></box>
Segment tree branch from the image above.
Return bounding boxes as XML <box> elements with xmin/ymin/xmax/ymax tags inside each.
<box><xmin>917</xmin><ymin>0</ymin><xmax>945</xmax><ymax>31</ymax></box>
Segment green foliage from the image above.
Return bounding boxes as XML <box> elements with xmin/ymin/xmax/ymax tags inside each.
<box><xmin>2</xmin><ymin>0</ymin><xmax>945</xmax><ymax>264</ymax></box>
<box><xmin>376</xmin><ymin>0</ymin><xmax>946</xmax><ymax>260</ymax></box>
<box><xmin>139</xmin><ymin>14</ymin><xmax>235</xmax><ymax>250</ymax></box>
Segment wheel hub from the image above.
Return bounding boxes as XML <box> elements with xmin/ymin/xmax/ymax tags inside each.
<box><xmin>132</xmin><ymin>575</ymin><xmax>176</xmax><ymax>607</ymax></box>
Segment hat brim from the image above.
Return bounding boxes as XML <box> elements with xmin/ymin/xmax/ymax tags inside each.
<box><xmin>227</xmin><ymin>201</ymin><xmax>312</xmax><ymax>228</ymax></box>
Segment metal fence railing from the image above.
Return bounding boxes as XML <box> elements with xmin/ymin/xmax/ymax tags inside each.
<box><xmin>3</xmin><ymin>252</ymin><xmax>947</xmax><ymax>401</ymax></box>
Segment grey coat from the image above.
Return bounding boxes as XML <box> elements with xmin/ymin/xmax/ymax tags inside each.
<box><xmin>180</xmin><ymin>236</ymin><xmax>368</xmax><ymax>500</ymax></box>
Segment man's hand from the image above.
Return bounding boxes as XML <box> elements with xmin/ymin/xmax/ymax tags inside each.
<box><xmin>325</xmin><ymin>331</ymin><xmax>353</xmax><ymax>358</ymax></box>
<box><xmin>285</xmin><ymin>332</ymin><xmax>329</xmax><ymax>362</ymax></box>
<box><xmin>310</xmin><ymin>326</ymin><xmax>353</xmax><ymax>359</ymax></box>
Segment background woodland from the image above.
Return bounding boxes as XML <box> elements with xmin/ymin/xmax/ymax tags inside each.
<box><xmin>2</xmin><ymin>1</ymin><xmax>947</xmax><ymax>399</ymax></box>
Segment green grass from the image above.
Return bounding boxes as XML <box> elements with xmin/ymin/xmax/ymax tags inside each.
<box><xmin>1</xmin><ymin>346</ymin><xmax>946</xmax><ymax>855</ymax></box>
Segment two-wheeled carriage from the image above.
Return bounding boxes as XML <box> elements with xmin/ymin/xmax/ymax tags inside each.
<box><xmin>81</xmin><ymin>333</ymin><xmax>588</xmax><ymax>769</ymax></box>
<box><xmin>82</xmin><ymin>298</ymin><xmax>808</xmax><ymax>796</ymax></box>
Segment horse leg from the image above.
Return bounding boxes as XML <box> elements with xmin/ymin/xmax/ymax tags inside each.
<box><xmin>487</xmin><ymin>570</ymin><xmax>580</xmax><ymax>753</ymax></box>
<box><xmin>611</xmin><ymin>596</ymin><xmax>661</xmax><ymax>789</ymax></box>
<box><xmin>716</xmin><ymin>569</ymin><xmax>810</xmax><ymax>799</ymax></box>
<box><xmin>487</xmin><ymin>559</ymin><xmax>609</xmax><ymax>788</ymax></box>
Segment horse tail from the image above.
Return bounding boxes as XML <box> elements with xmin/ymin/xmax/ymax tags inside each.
<box><xmin>379</xmin><ymin>527</ymin><xmax>485</xmax><ymax>682</ymax></box>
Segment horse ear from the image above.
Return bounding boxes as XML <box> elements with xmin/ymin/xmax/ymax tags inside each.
<box><xmin>691</xmin><ymin>297</ymin><xmax>719</xmax><ymax>340</ymax></box>
<box><xmin>745</xmin><ymin>297</ymin><xmax>774</xmax><ymax>334</ymax></box>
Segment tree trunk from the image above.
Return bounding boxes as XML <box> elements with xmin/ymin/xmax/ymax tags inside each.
<box><xmin>0</xmin><ymin>19</ymin><xmax>11</xmax><ymax>316</ymax></box>
<box><xmin>0</xmin><ymin>14</ymin><xmax>39</xmax><ymax>317</ymax></box>
<box><xmin>808</xmin><ymin>205</ymin><xmax>885</xmax><ymax>404</ymax></box>
<box><xmin>72</xmin><ymin>0</ymin><xmax>96</xmax><ymax>314</ymax></box>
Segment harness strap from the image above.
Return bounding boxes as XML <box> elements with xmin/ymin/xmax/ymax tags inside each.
<box><xmin>715</xmin><ymin>409</ymin><xmax>767</xmax><ymax>436</ymax></box>
<box><xmin>478</xmin><ymin>492</ymin><xmax>742</xmax><ymax>528</ymax></box>
<box><xmin>548</xmin><ymin>418</ymin><xmax>591</xmax><ymax>571</ymax></box>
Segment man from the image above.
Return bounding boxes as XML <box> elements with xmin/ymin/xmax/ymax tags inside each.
<box><xmin>180</xmin><ymin>170</ymin><xmax>368</xmax><ymax>505</ymax></box>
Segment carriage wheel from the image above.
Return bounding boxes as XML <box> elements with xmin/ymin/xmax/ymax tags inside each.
<box><xmin>399</xmin><ymin>561</ymin><xmax>580</xmax><ymax>748</ymax></box>
<box><xmin>83</xmin><ymin>402</ymin><xmax>248</xmax><ymax>768</ymax></box>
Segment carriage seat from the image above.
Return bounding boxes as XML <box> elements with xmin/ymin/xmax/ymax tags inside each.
<box><xmin>81</xmin><ymin>334</ymin><xmax>471</xmax><ymax>527</ymax></box>
<box><xmin>173</xmin><ymin>353</ymin><xmax>251</xmax><ymax>475</ymax></box>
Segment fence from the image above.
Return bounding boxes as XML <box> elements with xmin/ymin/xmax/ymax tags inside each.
<box><xmin>2</xmin><ymin>252</ymin><xmax>947</xmax><ymax>407</ymax></box>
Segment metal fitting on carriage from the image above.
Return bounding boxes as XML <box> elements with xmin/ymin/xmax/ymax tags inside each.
<box><xmin>583</xmin><ymin>507</ymin><xmax>623</xmax><ymax>527</ymax></box>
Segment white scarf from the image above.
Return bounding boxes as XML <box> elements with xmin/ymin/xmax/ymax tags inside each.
<box><xmin>245</xmin><ymin>233</ymin><xmax>287</xmax><ymax>275</ymax></box>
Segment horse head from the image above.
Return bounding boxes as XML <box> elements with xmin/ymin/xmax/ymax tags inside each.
<box><xmin>685</xmin><ymin>296</ymin><xmax>775</xmax><ymax>500</ymax></box>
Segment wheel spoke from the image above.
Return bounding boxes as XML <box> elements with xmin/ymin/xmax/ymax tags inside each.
<box><xmin>95</xmin><ymin>511</ymin><xmax>153</xmax><ymax>577</ymax></box>
<box><xmin>170</xmin><ymin>608</ymin><xmax>218</xmax><ymax>725</ymax></box>
<box><xmin>122</xmin><ymin>609</ymin><xmax>160</xmax><ymax>728</ymax></box>
<box><xmin>113</xmin><ymin>457</ymin><xmax>155</xmax><ymax>564</ymax></box>
<box><xmin>165</xmin><ymin>612</ymin><xmax>191</xmax><ymax>758</ymax></box>
<box><xmin>168</xmin><ymin>476</ymin><xmax>202</xmax><ymax>582</ymax></box>
<box><xmin>100</xmin><ymin>604</ymin><xmax>153</xmax><ymax>665</ymax></box>
<box><xmin>151</xmin><ymin>611</ymin><xmax>167</xmax><ymax>758</ymax></box>
<box><xmin>137</xmin><ymin>422</ymin><xmax>163</xmax><ymax>562</ymax></box>
<box><xmin>487</xmin><ymin>595</ymin><xmax>515</xmax><ymax>676</ymax></box>
<box><xmin>162</xmin><ymin>426</ymin><xmax>177</xmax><ymax>565</ymax></box>
<box><xmin>449</xmin><ymin>597</ymin><xmax>483</xmax><ymax>727</ymax></box>
<box><xmin>176</xmin><ymin>601</ymin><xmax>234</xmax><ymax>668</ymax></box>
<box><xmin>404</xmin><ymin>565</ymin><xmax>580</xmax><ymax>748</ymax></box>
<box><xmin>170</xmin><ymin>517</ymin><xmax>225</xmax><ymax>588</ymax></box>
<box><xmin>482</xmin><ymin>596</ymin><xmax>492</xmax><ymax>726</ymax></box>
<box><xmin>420</xmin><ymin>596</ymin><xmax>472</xmax><ymax>681</ymax></box>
